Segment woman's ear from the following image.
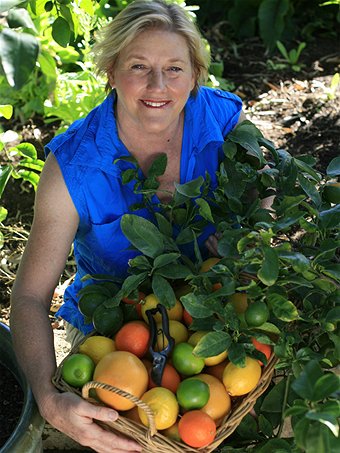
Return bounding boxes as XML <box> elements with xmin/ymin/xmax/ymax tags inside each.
<box><xmin>107</xmin><ymin>67</ymin><xmax>115</xmax><ymax>88</ymax></box>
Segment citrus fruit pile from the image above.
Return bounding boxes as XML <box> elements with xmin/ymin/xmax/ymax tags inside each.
<box><xmin>60</xmin><ymin>288</ymin><xmax>274</xmax><ymax>449</ymax></box>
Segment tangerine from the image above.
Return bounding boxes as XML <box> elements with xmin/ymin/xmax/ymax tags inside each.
<box><xmin>148</xmin><ymin>363</ymin><xmax>181</xmax><ymax>393</ymax></box>
<box><xmin>178</xmin><ymin>410</ymin><xmax>216</xmax><ymax>448</ymax></box>
<box><xmin>115</xmin><ymin>321</ymin><xmax>150</xmax><ymax>358</ymax></box>
<box><xmin>252</xmin><ymin>337</ymin><xmax>272</xmax><ymax>366</ymax></box>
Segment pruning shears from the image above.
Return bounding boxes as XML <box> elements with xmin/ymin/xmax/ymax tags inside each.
<box><xmin>146</xmin><ymin>304</ymin><xmax>175</xmax><ymax>386</ymax></box>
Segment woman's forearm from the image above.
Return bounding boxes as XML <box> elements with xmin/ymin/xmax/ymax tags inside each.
<box><xmin>10</xmin><ymin>294</ymin><xmax>59</xmax><ymax>416</ymax></box>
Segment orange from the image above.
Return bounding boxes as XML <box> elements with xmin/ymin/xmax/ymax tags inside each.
<box><xmin>195</xmin><ymin>374</ymin><xmax>232</xmax><ymax>421</ymax></box>
<box><xmin>161</xmin><ymin>420</ymin><xmax>181</xmax><ymax>442</ymax></box>
<box><xmin>138</xmin><ymin>387</ymin><xmax>179</xmax><ymax>430</ymax></box>
<box><xmin>156</xmin><ymin>320</ymin><xmax>188</xmax><ymax>351</ymax></box>
<box><xmin>178</xmin><ymin>410</ymin><xmax>216</xmax><ymax>448</ymax></box>
<box><xmin>188</xmin><ymin>331</ymin><xmax>228</xmax><ymax>366</ymax></box>
<box><xmin>115</xmin><ymin>321</ymin><xmax>150</xmax><ymax>358</ymax></box>
<box><xmin>222</xmin><ymin>356</ymin><xmax>262</xmax><ymax>396</ymax></box>
<box><xmin>205</xmin><ymin>359</ymin><xmax>229</xmax><ymax>382</ymax></box>
<box><xmin>212</xmin><ymin>282</ymin><xmax>222</xmax><ymax>292</ymax></box>
<box><xmin>93</xmin><ymin>351</ymin><xmax>148</xmax><ymax>411</ymax></box>
<box><xmin>182</xmin><ymin>309</ymin><xmax>193</xmax><ymax>327</ymax></box>
<box><xmin>199</xmin><ymin>257</ymin><xmax>221</xmax><ymax>273</ymax></box>
<box><xmin>252</xmin><ymin>337</ymin><xmax>272</xmax><ymax>366</ymax></box>
<box><xmin>228</xmin><ymin>292</ymin><xmax>248</xmax><ymax>314</ymax></box>
<box><xmin>148</xmin><ymin>363</ymin><xmax>181</xmax><ymax>393</ymax></box>
<box><xmin>141</xmin><ymin>294</ymin><xmax>183</xmax><ymax>323</ymax></box>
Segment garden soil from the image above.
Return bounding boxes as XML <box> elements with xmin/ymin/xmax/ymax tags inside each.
<box><xmin>0</xmin><ymin>36</ymin><xmax>339</xmax><ymax>451</ymax></box>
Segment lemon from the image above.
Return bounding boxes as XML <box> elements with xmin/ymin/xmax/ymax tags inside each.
<box><xmin>78</xmin><ymin>336</ymin><xmax>116</xmax><ymax>364</ymax></box>
<box><xmin>156</xmin><ymin>320</ymin><xmax>188</xmax><ymax>351</ymax></box>
<box><xmin>222</xmin><ymin>356</ymin><xmax>262</xmax><ymax>396</ymax></box>
<box><xmin>138</xmin><ymin>387</ymin><xmax>179</xmax><ymax>430</ymax></box>
<box><xmin>141</xmin><ymin>294</ymin><xmax>183</xmax><ymax>323</ymax></box>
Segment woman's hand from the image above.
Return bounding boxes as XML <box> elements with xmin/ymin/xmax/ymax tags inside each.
<box><xmin>42</xmin><ymin>391</ymin><xmax>142</xmax><ymax>453</ymax></box>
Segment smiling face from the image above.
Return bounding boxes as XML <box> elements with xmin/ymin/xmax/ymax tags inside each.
<box><xmin>109</xmin><ymin>29</ymin><xmax>195</xmax><ymax>136</ymax></box>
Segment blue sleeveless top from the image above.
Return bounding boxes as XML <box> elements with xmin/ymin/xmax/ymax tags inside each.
<box><xmin>45</xmin><ymin>86</ymin><xmax>242</xmax><ymax>333</ymax></box>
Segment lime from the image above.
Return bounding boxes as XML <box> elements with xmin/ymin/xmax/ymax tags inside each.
<box><xmin>176</xmin><ymin>378</ymin><xmax>210</xmax><ymax>410</ymax></box>
<box><xmin>172</xmin><ymin>342</ymin><xmax>205</xmax><ymax>376</ymax></box>
<box><xmin>61</xmin><ymin>353</ymin><xmax>95</xmax><ymax>387</ymax></box>
<box><xmin>245</xmin><ymin>301</ymin><xmax>270</xmax><ymax>327</ymax></box>
<box><xmin>92</xmin><ymin>304</ymin><xmax>124</xmax><ymax>336</ymax></box>
<box><xmin>78</xmin><ymin>292</ymin><xmax>108</xmax><ymax>318</ymax></box>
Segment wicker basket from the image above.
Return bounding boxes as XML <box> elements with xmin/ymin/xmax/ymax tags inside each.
<box><xmin>53</xmin><ymin>339</ymin><xmax>277</xmax><ymax>452</ymax></box>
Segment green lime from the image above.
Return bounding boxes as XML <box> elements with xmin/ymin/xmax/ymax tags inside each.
<box><xmin>176</xmin><ymin>378</ymin><xmax>210</xmax><ymax>410</ymax></box>
<box><xmin>245</xmin><ymin>301</ymin><xmax>270</xmax><ymax>327</ymax></box>
<box><xmin>172</xmin><ymin>343</ymin><xmax>205</xmax><ymax>376</ymax></box>
<box><xmin>61</xmin><ymin>353</ymin><xmax>95</xmax><ymax>387</ymax></box>
<box><xmin>78</xmin><ymin>292</ymin><xmax>108</xmax><ymax>318</ymax></box>
<box><xmin>92</xmin><ymin>304</ymin><xmax>124</xmax><ymax>336</ymax></box>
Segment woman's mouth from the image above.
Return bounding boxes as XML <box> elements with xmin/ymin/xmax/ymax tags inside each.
<box><xmin>141</xmin><ymin>100</ymin><xmax>170</xmax><ymax>108</ymax></box>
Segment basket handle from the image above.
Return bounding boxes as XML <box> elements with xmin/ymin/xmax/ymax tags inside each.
<box><xmin>82</xmin><ymin>380</ymin><xmax>157</xmax><ymax>436</ymax></box>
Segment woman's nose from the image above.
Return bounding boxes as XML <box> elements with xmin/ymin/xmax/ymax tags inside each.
<box><xmin>148</xmin><ymin>70</ymin><xmax>166</xmax><ymax>90</ymax></box>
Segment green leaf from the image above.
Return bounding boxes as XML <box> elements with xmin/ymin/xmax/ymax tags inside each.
<box><xmin>193</xmin><ymin>331</ymin><xmax>231</xmax><ymax>358</ymax></box>
<box><xmin>155</xmin><ymin>212</ymin><xmax>172</xmax><ymax>236</ymax></box>
<box><xmin>325</xmin><ymin>307</ymin><xmax>340</xmax><ymax>323</ymax></box>
<box><xmin>174</xmin><ymin>176</ymin><xmax>204</xmax><ymax>198</ymax></box>
<box><xmin>253</xmin><ymin>322</ymin><xmax>281</xmax><ymax>335</ymax></box>
<box><xmin>257</xmin><ymin>246</ymin><xmax>279</xmax><ymax>286</ymax></box>
<box><xmin>261</xmin><ymin>378</ymin><xmax>286</xmax><ymax>413</ymax></box>
<box><xmin>155</xmin><ymin>263</ymin><xmax>191</xmax><ymax>280</ymax></box>
<box><xmin>153</xmin><ymin>253</ymin><xmax>180</xmax><ymax>269</ymax></box>
<box><xmin>319</xmin><ymin>204</ymin><xmax>340</xmax><ymax>230</ymax></box>
<box><xmin>181</xmin><ymin>293</ymin><xmax>217</xmax><ymax>318</ymax></box>
<box><xmin>0</xmin><ymin>104</ymin><xmax>13</xmax><ymax>119</ymax></box>
<box><xmin>268</xmin><ymin>293</ymin><xmax>299</xmax><ymax>322</ymax></box>
<box><xmin>293</xmin><ymin>417</ymin><xmax>310</xmax><ymax>450</ymax></box>
<box><xmin>228</xmin><ymin>342</ymin><xmax>246</xmax><ymax>366</ymax></box>
<box><xmin>52</xmin><ymin>17</ymin><xmax>71</xmax><ymax>48</ymax></box>
<box><xmin>7</xmin><ymin>8</ymin><xmax>37</xmax><ymax>32</ymax></box>
<box><xmin>195</xmin><ymin>198</ymin><xmax>214</xmax><ymax>223</ymax></box>
<box><xmin>279</xmin><ymin>250</ymin><xmax>310</xmax><ymax>273</ymax></box>
<box><xmin>0</xmin><ymin>0</ymin><xmax>24</xmax><ymax>14</ymax></box>
<box><xmin>151</xmin><ymin>274</ymin><xmax>176</xmax><ymax>309</ymax></box>
<box><xmin>0</xmin><ymin>206</ymin><xmax>8</xmax><ymax>222</ymax></box>
<box><xmin>259</xmin><ymin>0</ymin><xmax>290</xmax><ymax>51</ymax></box>
<box><xmin>326</xmin><ymin>156</ymin><xmax>340</xmax><ymax>177</ymax></box>
<box><xmin>256</xmin><ymin>438</ymin><xmax>291</xmax><ymax>453</ymax></box>
<box><xmin>313</xmin><ymin>373</ymin><xmax>340</xmax><ymax>401</ymax></box>
<box><xmin>258</xmin><ymin>414</ymin><xmax>274</xmax><ymax>437</ymax></box>
<box><xmin>0</xmin><ymin>166</ymin><xmax>13</xmax><ymax>197</ymax></box>
<box><xmin>15</xmin><ymin>142</ymin><xmax>38</xmax><ymax>159</ymax></box>
<box><xmin>291</xmin><ymin>360</ymin><xmax>323</xmax><ymax>400</ymax></box>
<box><xmin>147</xmin><ymin>153</ymin><xmax>167</xmax><ymax>178</ymax></box>
<box><xmin>306</xmin><ymin>411</ymin><xmax>339</xmax><ymax>437</ymax></box>
<box><xmin>305</xmin><ymin>422</ymin><xmax>339</xmax><ymax>453</ymax></box>
<box><xmin>120</xmin><ymin>272</ymin><xmax>148</xmax><ymax>299</ymax></box>
<box><xmin>121</xmin><ymin>214</ymin><xmax>164</xmax><ymax>258</ymax></box>
<box><xmin>0</xmin><ymin>28</ymin><xmax>39</xmax><ymax>89</ymax></box>
<box><xmin>298</xmin><ymin>173</ymin><xmax>322</xmax><ymax>207</ymax></box>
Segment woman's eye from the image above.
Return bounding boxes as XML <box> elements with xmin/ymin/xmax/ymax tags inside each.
<box><xmin>168</xmin><ymin>66</ymin><xmax>182</xmax><ymax>72</ymax></box>
<box><xmin>131</xmin><ymin>64</ymin><xmax>146</xmax><ymax>70</ymax></box>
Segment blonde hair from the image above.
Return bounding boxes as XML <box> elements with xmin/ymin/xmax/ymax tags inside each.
<box><xmin>92</xmin><ymin>0</ymin><xmax>210</xmax><ymax>95</ymax></box>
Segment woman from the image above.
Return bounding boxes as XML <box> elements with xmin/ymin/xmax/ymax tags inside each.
<box><xmin>10</xmin><ymin>1</ymin><xmax>245</xmax><ymax>451</ymax></box>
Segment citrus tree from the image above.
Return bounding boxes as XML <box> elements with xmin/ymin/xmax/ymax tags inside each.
<box><xmin>81</xmin><ymin>121</ymin><xmax>339</xmax><ymax>451</ymax></box>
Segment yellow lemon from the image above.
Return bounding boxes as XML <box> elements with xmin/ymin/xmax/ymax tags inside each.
<box><xmin>78</xmin><ymin>336</ymin><xmax>116</xmax><ymax>365</ymax></box>
<box><xmin>222</xmin><ymin>357</ymin><xmax>262</xmax><ymax>396</ymax></box>
<box><xmin>138</xmin><ymin>387</ymin><xmax>179</xmax><ymax>430</ymax></box>
<box><xmin>156</xmin><ymin>320</ymin><xmax>188</xmax><ymax>351</ymax></box>
<box><xmin>141</xmin><ymin>294</ymin><xmax>183</xmax><ymax>323</ymax></box>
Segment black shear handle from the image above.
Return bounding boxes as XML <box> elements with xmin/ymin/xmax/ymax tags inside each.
<box><xmin>146</xmin><ymin>304</ymin><xmax>175</xmax><ymax>386</ymax></box>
